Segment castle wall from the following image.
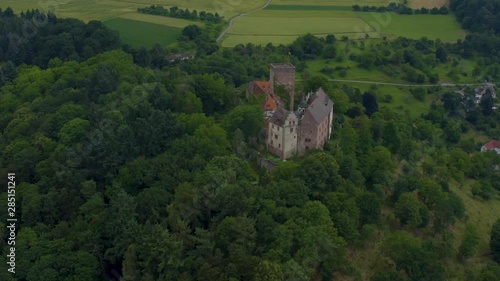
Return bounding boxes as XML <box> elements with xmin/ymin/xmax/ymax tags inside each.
<box><xmin>270</xmin><ymin>64</ymin><xmax>295</xmax><ymax>98</ymax></box>
<box><xmin>267</xmin><ymin>113</ymin><xmax>298</xmax><ymax>160</ymax></box>
<box><xmin>298</xmin><ymin>113</ymin><xmax>319</xmax><ymax>156</ymax></box>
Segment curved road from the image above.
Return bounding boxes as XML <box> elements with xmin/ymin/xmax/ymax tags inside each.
<box><xmin>216</xmin><ymin>0</ymin><xmax>273</xmax><ymax>43</ymax></box>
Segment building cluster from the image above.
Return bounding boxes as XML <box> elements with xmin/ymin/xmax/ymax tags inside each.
<box><xmin>246</xmin><ymin>63</ymin><xmax>334</xmax><ymax>160</ymax></box>
<box><xmin>455</xmin><ymin>84</ymin><xmax>497</xmax><ymax>104</ymax></box>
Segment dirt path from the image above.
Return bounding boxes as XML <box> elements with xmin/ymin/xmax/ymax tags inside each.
<box><xmin>297</xmin><ymin>79</ymin><xmax>494</xmax><ymax>88</ymax></box>
<box><xmin>216</xmin><ymin>0</ymin><xmax>273</xmax><ymax>43</ymax></box>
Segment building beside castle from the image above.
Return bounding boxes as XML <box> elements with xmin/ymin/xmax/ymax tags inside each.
<box><xmin>249</xmin><ymin>63</ymin><xmax>334</xmax><ymax>160</ymax></box>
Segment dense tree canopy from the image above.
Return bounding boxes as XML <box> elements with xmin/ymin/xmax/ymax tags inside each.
<box><xmin>0</xmin><ymin>7</ymin><xmax>499</xmax><ymax>281</ymax></box>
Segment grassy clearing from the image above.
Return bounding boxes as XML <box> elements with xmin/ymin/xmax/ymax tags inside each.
<box><xmin>432</xmin><ymin>57</ymin><xmax>477</xmax><ymax>83</ymax></box>
<box><xmin>450</xmin><ymin>181</ymin><xmax>500</xmax><ymax>255</ymax></box>
<box><xmin>378</xmin><ymin>85</ymin><xmax>430</xmax><ymax>118</ymax></box>
<box><xmin>103</xmin><ymin>18</ymin><xmax>181</xmax><ymax>48</ymax></box>
<box><xmin>305</xmin><ymin>59</ymin><xmax>404</xmax><ymax>83</ymax></box>
<box><xmin>359</xmin><ymin>13</ymin><xmax>466</xmax><ymax>42</ymax></box>
<box><xmin>305</xmin><ymin>59</ymin><xmax>432</xmax><ymax>117</ymax></box>
<box><xmin>119</xmin><ymin>13</ymin><xmax>203</xmax><ymax>28</ymax></box>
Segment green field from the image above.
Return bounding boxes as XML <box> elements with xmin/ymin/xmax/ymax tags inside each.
<box><xmin>265</xmin><ymin>5</ymin><xmax>353</xmax><ymax>10</ymax></box>
<box><xmin>221</xmin><ymin>9</ymin><xmax>381</xmax><ymax>47</ymax></box>
<box><xmin>271</xmin><ymin>0</ymin><xmax>390</xmax><ymax>6</ymax></box>
<box><xmin>119</xmin><ymin>13</ymin><xmax>204</xmax><ymax>29</ymax></box>
<box><xmin>221</xmin><ymin>1</ymin><xmax>466</xmax><ymax>47</ymax></box>
<box><xmin>1</xmin><ymin>0</ymin><xmax>266</xmax><ymax>21</ymax></box>
<box><xmin>103</xmin><ymin>18</ymin><xmax>182</xmax><ymax>48</ymax></box>
<box><xmin>359</xmin><ymin>13</ymin><xmax>467</xmax><ymax>41</ymax></box>
<box><xmin>1</xmin><ymin>0</ymin><xmax>264</xmax><ymax>48</ymax></box>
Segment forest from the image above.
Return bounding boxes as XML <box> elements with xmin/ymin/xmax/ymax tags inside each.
<box><xmin>0</xmin><ymin>4</ymin><xmax>500</xmax><ymax>281</ymax></box>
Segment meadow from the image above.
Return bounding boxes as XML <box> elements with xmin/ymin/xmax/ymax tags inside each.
<box><xmin>0</xmin><ymin>0</ymin><xmax>263</xmax><ymax>47</ymax></box>
<box><xmin>409</xmin><ymin>0</ymin><xmax>450</xmax><ymax>8</ymax></box>
<box><xmin>103</xmin><ymin>18</ymin><xmax>182</xmax><ymax>48</ymax></box>
<box><xmin>359</xmin><ymin>13</ymin><xmax>466</xmax><ymax>41</ymax></box>
<box><xmin>220</xmin><ymin>0</ymin><xmax>466</xmax><ymax>47</ymax></box>
<box><xmin>2</xmin><ymin>0</ymin><xmax>466</xmax><ymax>48</ymax></box>
<box><xmin>221</xmin><ymin>8</ymin><xmax>381</xmax><ymax>47</ymax></box>
<box><xmin>1</xmin><ymin>0</ymin><xmax>266</xmax><ymax>21</ymax></box>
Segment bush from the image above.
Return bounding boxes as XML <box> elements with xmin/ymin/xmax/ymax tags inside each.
<box><xmin>411</xmin><ymin>88</ymin><xmax>427</xmax><ymax>101</ymax></box>
<box><xmin>320</xmin><ymin>66</ymin><xmax>335</xmax><ymax>75</ymax></box>
<box><xmin>383</xmin><ymin>94</ymin><xmax>394</xmax><ymax>103</ymax></box>
<box><xmin>471</xmin><ymin>181</ymin><xmax>495</xmax><ymax>200</ymax></box>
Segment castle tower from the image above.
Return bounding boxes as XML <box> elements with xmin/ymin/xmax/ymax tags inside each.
<box><xmin>270</xmin><ymin>63</ymin><xmax>295</xmax><ymax>111</ymax></box>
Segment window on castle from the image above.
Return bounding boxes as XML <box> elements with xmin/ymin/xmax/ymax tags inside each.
<box><xmin>290</xmin><ymin>128</ymin><xmax>293</xmax><ymax>133</ymax></box>
<box><xmin>275</xmin><ymin>134</ymin><xmax>278</xmax><ymax>139</ymax></box>
<box><xmin>272</xmin><ymin>124</ymin><xmax>274</xmax><ymax>129</ymax></box>
<box><xmin>279</xmin><ymin>144</ymin><xmax>281</xmax><ymax>148</ymax></box>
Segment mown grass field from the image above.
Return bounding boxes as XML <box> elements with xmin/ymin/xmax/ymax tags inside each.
<box><xmin>119</xmin><ymin>13</ymin><xmax>204</xmax><ymax>29</ymax></box>
<box><xmin>221</xmin><ymin>8</ymin><xmax>381</xmax><ymax>47</ymax></box>
<box><xmin>103</xmin><ymin>18</ymin><xmax>182</xmax><ymax>48</ymax></box>
<box><xmin>221</xmin><ymin>0</ymin><xmax>466</xmax><ymax>47</ymax></box>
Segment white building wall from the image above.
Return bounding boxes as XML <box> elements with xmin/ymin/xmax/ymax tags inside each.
<box><xmin>282</xmin><ymin>114</ymin><xmax>298</xmax><ymax>159</ymax></box>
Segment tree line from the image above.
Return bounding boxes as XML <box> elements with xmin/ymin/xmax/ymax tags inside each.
<box><xmin>137</xmin><ymin>5</ymin><xmax>223</xmax><ymax>24</ymax></box>
<box><xmin>352</xmin><ymin>3</ymin><xmax>449</xmax><ymax>15</ymax></box>
<box><xmin>0</xmin><ymin>8</ymin><xmax>121</xmax><ymax>68</ymax></box>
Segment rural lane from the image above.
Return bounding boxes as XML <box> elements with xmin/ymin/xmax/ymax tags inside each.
<box><xmin>216</xmin><ymin>0</ymin><xmax>273</xmax><ymax>43</ymax></box>
<box><xmin>296</xmin><ymin>79</ymin><xmax>495</xmax><ymax>88</ymax></box>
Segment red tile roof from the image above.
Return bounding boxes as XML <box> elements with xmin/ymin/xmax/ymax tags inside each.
<box><xmin>262</xmin><ymin>94</ymin><xmax>277</xmax><ymax>111</ymax></box>
<box><xmin>254</xmin><ymin>81</ymin><xmax>270</xmax><ymax>93</ymax></box>
<box><xmin>483</xmin><ymin>140</ymin><xmax>500</xmax><ymax>149</ymax></box>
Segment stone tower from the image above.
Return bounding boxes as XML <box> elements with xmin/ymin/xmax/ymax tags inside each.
<box><xmin>270</xmin><ymin>63</ymin><xmax>295</xmax><ymax>111</ymax></box>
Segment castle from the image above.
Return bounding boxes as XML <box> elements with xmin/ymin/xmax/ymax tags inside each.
<box><xmin>247</xmin><ymin>63</ymin><xmax>334</xmax><ymax>160</ymax></box>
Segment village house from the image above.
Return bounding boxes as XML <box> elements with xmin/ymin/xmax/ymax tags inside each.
<box><xmin>474</xmin><ymin>84</ymin><xmax>496</xmax><ymax>104</ymax></box>
<box><xmin>481</xmin><ymin>140</ymin><xmax>500</xmax><ymax>154</ymax></box>
<box><xmin>167</xmin><ymin>51</ymin><xmax>196</xmax><ymax>63</ymax></box>
<box><xmin>247</xmin><ymin>63</ymin><xmax>334</xmax><ymax>160</ymax></box>
<box><xmin>245</xmin><ymin>81</ymin><xmax>271</xmax><ymax>98</ymax></box>
<box><xmin>456</xmin><ymin>84</ymin><xmax>497</xmax><ymax>105</ymax></box>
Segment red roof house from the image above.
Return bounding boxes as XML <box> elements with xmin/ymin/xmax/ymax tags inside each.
<box><xmin>246</xmin><ymin>81</ymin><xmax>271</xmax><ymax>98</ymax></box>
<box><xmin>481</xmin><ymin>140</ymin><xmax>500</xmax><ymax>154</ymax></box>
